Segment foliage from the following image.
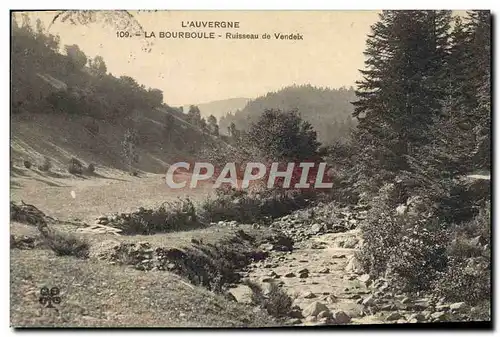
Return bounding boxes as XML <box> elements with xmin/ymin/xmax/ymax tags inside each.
<box><xmin>64</xmin><ymin>44</ymin><xmax>88</xmax><ymax>70</ymax></box>
<box><xmin>115</xmin><ymin>198</ymin><xmax>202</xmax><ymax>235</ymax></box>
<box><xmin>38</xmin><ymin>156</ymin><xmax>52</xmax><ymax>171</ymax></box>
<box><xmin>122</xmin><ymin>128</ymin><xmax>139</xmax><ymax>173</ymax></box>
<box><xmin>220</xmin><ymin>85</ymin><xmax>356</xmax><ymax>144</ymax></box>
<box><xmin>198</xmin><ymin>188</ymin><xmax>313</xmax><ymax>224</ymax></box>
<box><xmin>43</xmin><ymin>230</ymin><xmax>89</xmax><ymax>258</ymax></box>
<box><xmin>86</xmin><ymin>163</ymin><xmax>96</xmax><ymax>174</ymax></box>
<box><xmin>247</xmin><ymin>109</ymin><xmax>321</xmax><ymax>161</ymax></box>
<box><xmin>244</xmin><ymin>280</ymin><xmax>293</xmax><ymax>318</ymax></box>
<box><xmin>433</xmin><ymin>203</ymin><xmax>490</xmax><ymax>305</ymax></box>
<box><xmin>68</xmin><ymin>157</ymin><xmax>84</xmax><ymax>174</ymax></box>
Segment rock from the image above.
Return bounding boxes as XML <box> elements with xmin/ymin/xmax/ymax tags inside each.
<box><xmin>324</xmin><ymin>295</ymin><xmax>337</xmax><ymax>304</ymax></box>
<box><xmin>318</xmin><ymin>317</ymin><xmax>330</xmax><ymax>325</ymax></box>
<box><xmin>358</xmin><ymin>274</ymin><xmax>371</xmax><ymax>283</ymax></box>
<box><xmin>286</xmin><ymin>318</ymin><xmax>302</xmax><ymax>325</ymax></box>
<box><xmin>284</xmin><ymin>272</ymin><xmax>296</xmax><ymax>278</ymax></box>
<box><xmin>408</xmin><ymin>318</ymin><xmax>419</xmax><ymax>324</ymax></box>
<box><xmin>396</xmin><ymin>204</ymin><xmax>407</xmax><ymax>215</ymax></box>
<box><xmin>346</xmin><ymin>294</ymin><xmax>361</xmax><ymax>300</ymax></box>
<box><xmin>259</xmin><ymin>243</ymin><xmax>274</xmax><ymax>252</ymax></box>
<box><xmin>299</xmin><ymin>272</ymin><xmax>309</xmax><ymax>279</ymax></box>
<box><xmin>289</xmin><ymin>307</ymin><xmax>303</xmax><ymax>319</ymax></box>
<box><xmin>303</xmin><ymin>292</ymin><xmax>316</xmax><ymax>299</ymax></box>
<box><xmin>304</xmin><ymin>316</ymin><xmax>317</xmax><ymax>323</ymax></box>
<box><xmin>10</xmin><ymin>235</ymin><xmax>36</xmax><ymax>249</ymax></box>
<box><xmin>338</xmin><ymin>236</ymin><xmax>359</xmax><ymax>249</ymax></box>
<box><xmin>413</xmin><ymin>299</ymin><xmax>431</xmax><ymax>310</ymax></box>
<box><xmin>436</xmin><ymin>304</ymin><xmax>450</xmax><ymax>311</ymax></box>
<box><xmin>260</xmin><ymin>277</ymin><xmax>273</xmax><ymax>283</ymax></box>
<box><xmin>470</xmin><ymin>235</ymin><xmax>482</xmax><ymax>246</ymax></box>
<box><xmin>310</xmin><ymin>223</ymin><xmax>323</xmax><ymax>234</ymax></box>
<box><xmin>450</xmin><ymin>302</ymin><xmax>467</xmax><ymax>312</ymax></box>
<box><xmin>430</xmin><ymin>311</ymin><xmax>447</xmax><ymax>321</ymax></box>
<box><xmin>332</xmin><ymin>254</ymin><xmax>346</xmax><ymax>259</ymax></box>
<box><xmin>302</xmin><ymin>301</ymin><xmax>329</xmax><ymax>318</ymax></box>
<box><xmin>380</xmin><ymin>304</ymin><xmax>395</xmax><ymax>311</ymax></box>
<box><xmin>385</xmin><ymin>312</ymin><xmax>402</xmax><ymax>321</ymax></box>
<box><xmin>362</xmin><ymin>295</ymin><xmax>375</xmax><ymax>306</ymax></box>
<box><xmin>318</xmin><ymin>310</ymin><xmax>331</xmax><ymax>319</ymax></box>
<box><xmin>408</xmin><ymin>313</ymin><xmax>425</xmax><ymax>322</ymax></box>
<box><xmin>318</xmin><ymin>267</ymin><xmax>330</xmax><ymax>274</ymax></box>
<box><xmin>332</xmin><ymin>310</ymin><xmax>351</xmax><ymax>324</ymax></box>
<box><xmin>297</xmin><ymin>268</ymin><xmax>309</xmax><ymax>274</ymax></box>
<box><xmin>345</xmin><ymin>255</ymin><xmax>363</xmax><ymax>273</ymax></box>
<box><xmin>400</xmin><ymin>297</ymin><xmax>410</xmax><ymax>304</ymax></box>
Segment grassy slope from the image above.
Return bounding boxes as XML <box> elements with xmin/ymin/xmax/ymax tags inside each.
<box><xmin>11</xmin><ymin>248</ymin><xmax>276</xmax><ymax>327</ymax></box>
<box><xmin>11</xmin><ymin>168</ymin><xmax>213</xmax><ymax>224</ymax></box>
<box><xmin>10</xmin><ymin>110</ymin><xmax>184</xmax><ymax>175</ymax></box>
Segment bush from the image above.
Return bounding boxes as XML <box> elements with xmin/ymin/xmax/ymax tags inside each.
<box><xmin>43</xmin><ymin>230</ymin><xmax>89</xmax><ymax>258</ymax></box>
<box><xmin>86</xmin><ymin>163</ymin><xmax>96</xmax><ymax>174</ymax></box>
<box><xmin>199</xmin><ymin>188</ymin><xmax>314</xmax><ymax>224</ymax></box>
<box><xmin>385</xmin><ymin>223</ymin><xmax>448</xmax><ymax>292</ymax></box>
<box><xmin>38</xmin><ymin>156</ymin><xmax>52</xmax><ymax>171</ymax></box>
<box><xmin>433</xmin><ymin>256</ymin><xmax>490</xmax><ymax>306</ymax></box>
<box><xmin>68</xmin><ymin>157</ymin><xmax>84</xmax><ymax>174</ymax></box>
<box><xmin>244</xmin><ymin>280</ymin><xmax>293</xmax><ymax>318</ymax></box>
<box><xmin>115</xmin><ymin>198</ymin><xmax>202</xmax><ymax>235</ymax></box>
<box><xmin>433</xmin><ymin>204</ymin><xmax>491</xmax><ymax>306</ymax></box>
<box><xmin>23</xmin><ymin>160</ymin><xmax>32</xmax><ymax>169</ymax></box>
<box><xmin>359</xmin><ymin>183</ymin><xmax>449</xmax><ymax>291</ymax></box>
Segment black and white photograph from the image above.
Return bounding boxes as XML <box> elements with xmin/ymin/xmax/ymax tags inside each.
<box><xmin>9</xmin><ymin>9</ymin><xmax>492</xmax><ymax>328</ymax></box>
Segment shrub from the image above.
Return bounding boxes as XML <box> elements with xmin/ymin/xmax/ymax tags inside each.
<box><xmin>385</xmin><ymin>222</ymin><xmax>448</xmax><ymax>292</ymax></box>
<box><xmin>86</xmin><ymin>163</ymin><xmax>96</xmax><ymax>174</ymax></box>
<box><xmin>433</xmin><ymin>205</ymin><xmax>491</xmax><ymax>306</ymax></box>
<box><xmin>199</xmin><ymin>188</ymin><xmax>314</xmax><ymax>224</ymax></box>
<box><xmin>115</xmin><ymin>198</ymin><xmax>202</xmax><ymax>235</ymax></box>
<box><xmin>359</xmin><ymin>183</ymin><xmax>449</xmax><ymax>291</ymax></box>
<box><xmin>68</xmin><ymin>157</ymin><xmax>84</xmax><ymax>174</ymax></box>
<box><xmin>244</xmin><ymin>280</ymin><xmax>293</xmax><ymax>318</ymax></box>
<box><xmin>38</xmin><ymin>156</ymin><xmax>52</xmax><ymax>171</ymax></box>
<box><xmin>433</xmin><ymin>256</ymin><xmax>490</xmax><ymax>306</ymax></box>
<box><xmin>23</xmin><ymin>160</ymin><xmax>32</xmax><ymax>169</ymax></box>
<box><xmin>43</xmin><ymin>230</ymin><xmax>89</xmax><ymax>258</ymax></box>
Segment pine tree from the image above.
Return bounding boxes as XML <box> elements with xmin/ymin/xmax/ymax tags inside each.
<box><xmin>353</xmin><ymin>10</ymin><xmax>452</xmax><ymax>175</ymax></box>
<box><xmin>466</xmin><ymin>10</ymin><xmax>491</xmax><ymax>169</ymax></box>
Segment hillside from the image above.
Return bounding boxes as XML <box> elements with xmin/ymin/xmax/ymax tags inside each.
<box><xmin>219</xmin><ymin>85</ymin><xmax>357</xmax><ymax>145</ymax></box>
<box><xmin>11</xmin><ymin>16</ymin><xmax>218</xmax><ymax>175</ymax></box>
<box><xmin>182</xmin><ymin>97</ymin><xmax>251</xmax><ymax>120</ymax></box>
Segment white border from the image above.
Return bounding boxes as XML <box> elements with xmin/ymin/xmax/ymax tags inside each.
<box><xmin>2</xmin><ymin>1</ymin><xmax>497</xmax><ymax>336</ymax></box>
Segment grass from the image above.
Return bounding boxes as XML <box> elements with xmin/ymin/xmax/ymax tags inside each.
<box><xmin>244</xmin><ymin>280</ymin><xmax>293</xmax><ymax>318</ymax></box>
<box><xmin>10</xmin><ymin>171</ymin><xmax>214</xmax><ymax>224</ymax></box>
<box><xmin>10</xmin><ymin>249</ymin><xmax>277</xmax><ymax>327</ymax></box>
<box><xmin>42</xmin><ymin>229</ymin><xmax>90</xmax><ymax>258</ymax></box>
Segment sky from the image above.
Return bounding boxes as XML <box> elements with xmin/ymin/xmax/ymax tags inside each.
<box><xmin>22</xmin><ymin>10</ymin><xmax>381</xmax><ymax>106</ymax></box>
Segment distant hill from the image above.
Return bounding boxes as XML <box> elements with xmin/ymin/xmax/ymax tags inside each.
<box><xmin>183</xmin><ymin>97</ymin><xmax>251</xmax><ymax>120</ymax></box>
<box><xmin>219</xmin><ymin>85</ymin><xmax>357</xmax><ymax>145</ymax></box>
